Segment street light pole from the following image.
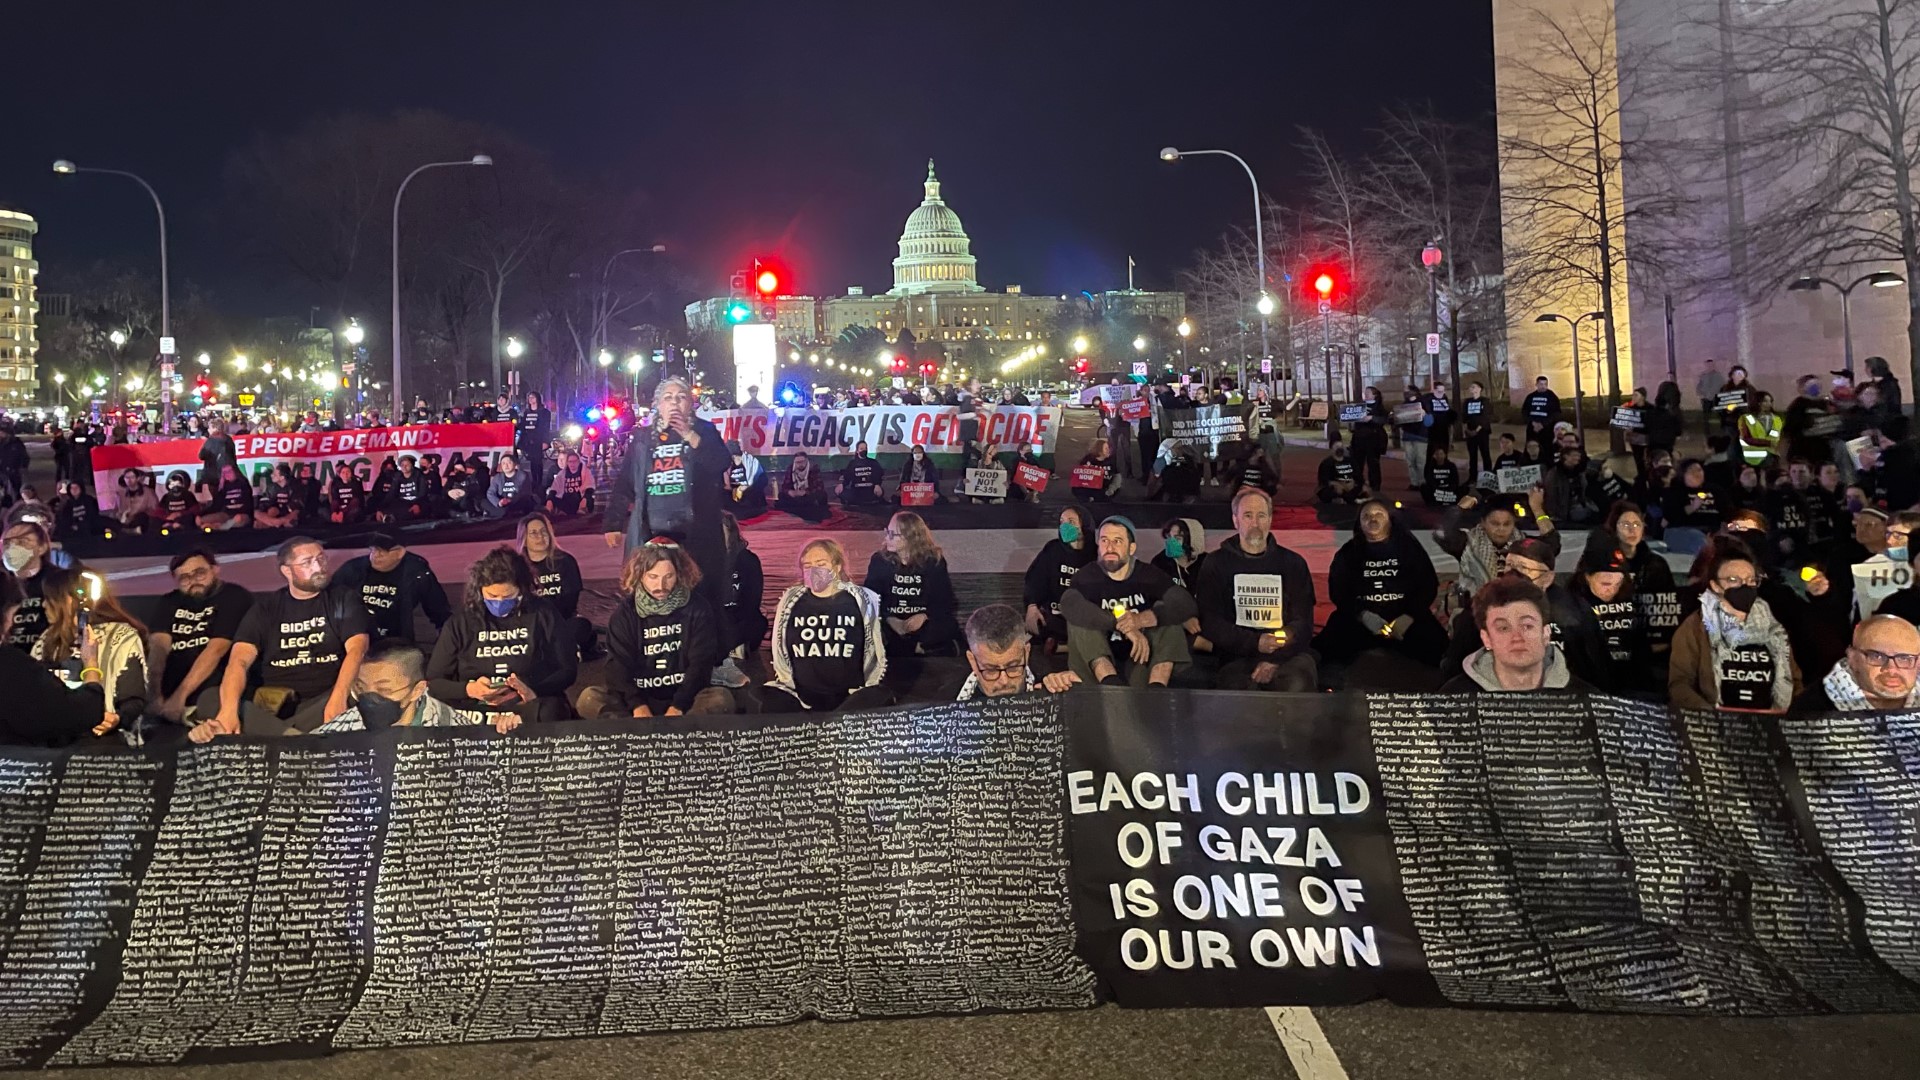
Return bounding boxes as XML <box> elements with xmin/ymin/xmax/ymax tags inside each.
<box><xmin>391</xmin><ymin>155</ymin><xmax>492</xmax><ymax>413</ymax></box>
<box><xmin>1161</xmin><ymin>147</ymin><xmax>1267</xmax><ymax>388</ymax></box>
<box><xmin>1421</xmin><ymin>242</ymin><xmax>1443</xmax><ymax>390</ymax></box>
<box><xmin>52</xmin><ymin>160</ymin><xmax>170</xmax><ymax>429</ymax></box>
<box><xmin>1535</xmin><ymin>311</ymin><xmax>1607</xmax><ymax>447</ymax></box>
<box><xmin>1788</xmin><ymin>270</ymin><xmax>1905</xmax><ymax>373</ymax></box>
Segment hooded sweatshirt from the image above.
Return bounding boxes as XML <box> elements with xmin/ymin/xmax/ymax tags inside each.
<box><xmin>1194</xmin><ymin>533</ymin><xmax>1314</xmax><ymax>665</ymax></box>
<box><xmin>426</xmin><ymin>595</ymin><xmax>577</xmax><ymax>708</ymax></box>
<box><xmin>1022</xmin><ymin>536</ymin><xmax>1096</xmax><ymax>620</ymax></box>
<box><xmin>1668</xmin><ymin>594</ymin><xmax>1799</xmax><ymax>711</ymax></box>
<box><xmin>1439</xmin><ymin>644</ymin><xmax>1592</xmax><ymax>693</ymax></box>
<box><xmin>1149</xmin><ymin>518</ymin><xmax>1207</xmax><ymax>593</ymax></box>
<box><xmin>1327</xmin><ymin>522</ymin><xmax>1438</xmax><ymax>625</ymax></box>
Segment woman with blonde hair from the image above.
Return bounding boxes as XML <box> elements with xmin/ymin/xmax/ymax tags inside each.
<box><xmin>763</xmin><ymin>537</ymin><xmax>892</xmax><ymax>713</ymax></box>
<box><xmin>864</xmin><ymin>510</ymin><xmax>961</xmax><ymax>658</ymax></box>
<box><xmin>579</xmin><ymin>537</ymin><xmax>732</xmax><ymax>718</ymax></box>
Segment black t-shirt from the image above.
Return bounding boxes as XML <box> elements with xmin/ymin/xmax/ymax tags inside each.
<box><xmin>330</xmin><ymin>480</ymin><xmax>365</xmax><ymax>515</ymax></box>
<box><xmin>1319</xmin><ymin>456</ymin><xmax>1358</xmax><ymax>486</ymax></box>
<box><xmin>844</xmin><ymin>457</ymin><xmax>884</xmax><ymax>488</ymax></box>
<box><xmin>517</xmin><ymin>407</ymin><xmax>550</xmax><ymax>446</ymax></box>
<box><xmin>867</xmin><ymin>553</ymin><xmax>938</xmax><ymax>619</ymax></box>
<box><xmin>642</xmin><ymin>435</ymin><xmax>692</xmax><ymax>525</ymax></box>
<box><xmin>558</xmin><ymin>465</ymin><xmax>588</xmax><ymax>495</ymax></box>
<box><xmin>1495</xmin><ymin>451</ymin><xmax>1529</xmax><ymax>469</ymax></box>
<box><xmin>784</xmin><ymin>589</ymin><xmax>867</xmax><ymax>710</ymax></box>
<box><xmin>1719</xmin><ymin>643</ymin><xmax>1779</xmax><ymax>710</ymax></box>
<box><xmin>1069</xmin><ymin>561</ymin><xmax>1177</xmax><ymax>643</ymax></box>
<box><xmin>1587</xmin><ymin>598</ymin><xmax>1640</xmax><ymax>671</ymax></box>
<box><xmin>234</xmin><ymin>587</ymin><xmax>371</xmax><ymax>700</ymax></box>
<box><xmin>1463</xmin><ymin>398</ymin><xmax>1488</xmax><ymax>430</ymax></box>
<box><xmin>394</xmin><ymin>472</ymin><xmax>426</xmax><ymax>504</ymax></box>
<box><xmin>159</xmin><ymin>488</ymin><xmax>197</xmax><ymax>516</ymax></box>
<box><xmin>7</xmin><ymin>572</ymin><xmax>47</xmax><ymax>653</ymax></box>
<box><xmin>216</xmin><ymin>478</ymin><xmax>254</xmax><ymax>514</ymax></box>
<box><xmin>160</xmin><ymin>582</ymin><xmax>254</xmax><ymax>697</ymax></box>
<box><xmin>1426</xmin><ymin>462</ymin><xmax>1462</xmax><ymax>503</ymax></box>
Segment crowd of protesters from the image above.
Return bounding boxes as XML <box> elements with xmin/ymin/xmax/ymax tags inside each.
<box><xmin>2</xmin><ymin>358</ymin><xmax>1919</xmax><ymax>751</ymax></box>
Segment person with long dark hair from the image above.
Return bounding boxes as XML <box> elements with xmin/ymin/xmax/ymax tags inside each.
<box><xmin>1022</xmin><ymin>505</ymin><xmax>1095</xmax><ymax>651</ymax></box>
<box><xmin>425</xmin><ymin>546</ymin><xmax>576</xmax><ymax>725</ymax></box>
<box><xmin>0</xmin><ymin>572</ymin><xmax>121</xmax><ymax>744</ymax></box>
<box><xmin>34</xmin><ymin>564</ymin><xmax>149</xmax><ymax>727</ymax></box>
<box><xmin>864</xmin><ymin>511</ymin><xmax>961</xmax><ymax>658</ymax></box>
<box><xmin>518</xmin><ymin>511</ymin><xmax>594</xmax><ymax>661</ymax></box>
<box><xmin>579</xmin><ymin>539</ymin><xmax>732</xmax><ymax>718</ymax></box>
<box><xmin>714</xmin><ymin>511</ymin><xmax>764</xmax><ymax>687</ymax></box>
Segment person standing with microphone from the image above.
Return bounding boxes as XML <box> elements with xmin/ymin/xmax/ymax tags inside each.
<box><xmin>604</xmin><ymin>373</ymin><xmax>732</xmax><ymax>614</ymax></box>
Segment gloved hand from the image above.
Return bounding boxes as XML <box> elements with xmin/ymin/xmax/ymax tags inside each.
<box><xmin>1360</xmin><ymin>611</ymin><xmax>1388</xmax><ymax>635</ymax></box>
<box><xmin>1387</xmin><ymin>614</ymin><xmax>1414</xmax><ymax>640</ymax></box>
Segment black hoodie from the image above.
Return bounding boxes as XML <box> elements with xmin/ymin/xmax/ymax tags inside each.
<box><xmin>426</xmin><ymin>596</ymin><xmax>577</xmax><ymax>708</ymax></box>
<box><xmin>332</xmin><ymin>551</ymin><xmax>453</xmax><ymax>643</ymax></box>
<box><xmin>1194</xmin><ymin>534</ymin><xmax>1315</xmax><ymax>665</ymax></box>
<box><xmin>1326</xmin><ymin>522</ymin><xmax>1437</xmax><ymax>624</ymax></box>
<box><xmin>1022</xmin><ymin>537</ymin><xmax>1096</xmax><ymax>619</ymax></box>
<box><xmin>603</xmin><ymin>593</ymin><xmax>721</xmax><ymax>713</ymax></box>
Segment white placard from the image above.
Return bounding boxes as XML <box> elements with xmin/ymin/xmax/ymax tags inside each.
<box><xmin>1232</xmin><ymin>573</ymin><xmax>1285</xmax><ymax>630</ymax></box>
<box><xmin>1131</xmin><ymin>361</ymin><xmax>1148</xmax><ymax>377</ymax></box>
<box><xmin>1496</xmin><ymin>464</ymin><xmax>1541</xmax><ymax>493</ymax></box>
<box><xmin>963</xmin><ymin>467</ymin><xmax>1007</xmax><ymax>498</ymax></box>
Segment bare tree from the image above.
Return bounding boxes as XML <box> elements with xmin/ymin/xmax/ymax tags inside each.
<box><xmin>1690</xmin><ymin>0</ymin><xmax>1920</xmax><ymax>389</ymax></box>
<box><xmin>1300</xmin><ymin>128</ymin><xmax>1395</xmax><ymax>399</ymax></box>
<box><xmin>1363</xmin><ymin>103</ymin><xmax>1505</xmax><ymax>400</ymax></box>
<box><xmin>1498</xmin><ymin>7</ymin><xmax>1685</xmax><ymax>403</ymax></box>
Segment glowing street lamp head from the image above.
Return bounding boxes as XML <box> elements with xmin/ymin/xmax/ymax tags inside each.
<box><xmin>597</xmin><ymin>349</ymin><xmax>614</xmax><ymax>368</ymax></box>
<box><xmin>108</xmin><ymin>330</ymin><xmax>127</xmax><ymax>348</ymax></box>
<box><xmin>51</xmin><ymin>160</ymin><xmax>76</xmax><ymax>175</ymax></box>
<box><xmin>232</xmin><ymin>354</ymin><xmax>248</xmax><ymax>371</ymax></box>
<box><xmin>195</xmin><ymin>352</ymin><xmax>211</xmax><ymax>367</ymax></box>
<box><xmin>1256</xmin><ymin>293</ymin><xmax>1276</xmax><ymax>316</ymax></box>
<box><xmin>1158</xmin><ymin>147</ymin><xmax>1181</xmax><ymax>162</ymax></box>
<box><xmin>624</xmin><ymin>354</ymin><xmax>642</xmax><ymax>373</ymax></box>
<box><xmin>1072</xmin><ymin>336</ymin><xmax>1089</xmax><ymax>354</ymax></box>
<box><xmin>1177</xmin><ymin>319</ymin><xmax>1192</xmax><ymax>338</ymax></box>
<box><xmin>1133</xmin><ymin>336</ymin><xmax>1148</xmax><ymax>352</ymax></box>
<box><xmin>343</xmin><ymin>321</ymin><xmax>366</xmax><ymax>346</ymax></box>
<box><xmin>505</xmin><ymin>337</ymin><xmax>526</xmax><ymax>360</ymax></box>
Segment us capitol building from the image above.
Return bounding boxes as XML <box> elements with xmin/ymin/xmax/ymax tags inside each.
<box><xmin>685</xmin><ymin>160</ymin><xmax>1183</xmax><ymax>352</ymax></box>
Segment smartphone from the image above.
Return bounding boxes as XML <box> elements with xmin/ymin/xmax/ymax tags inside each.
<box><xmin>75</xmin><ymin>571</ymin><xmax>103</xmax><ymax>636</ymax></box>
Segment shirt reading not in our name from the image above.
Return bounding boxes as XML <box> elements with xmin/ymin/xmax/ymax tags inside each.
<box><xmin>784</xmin><ymin>589</ymin><xmax>866</xmax><ymax>710</ymax></box>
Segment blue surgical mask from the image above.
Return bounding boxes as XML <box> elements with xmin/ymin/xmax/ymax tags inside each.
<box><xmin>483</xmin><ymin>596</ymin><xmax>520</xmax><ymax>617</ymax></box>
<box><xmin>1891</xmin><ymin>545</ymin><xmax>1910</xmax><ymax>564</ymax></box>
<box><xmin>1059</xmin><ymin>521</ymin><xmax>1082</xmax><ymax>544</ymax></box>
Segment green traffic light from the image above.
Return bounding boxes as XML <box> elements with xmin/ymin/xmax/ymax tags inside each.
<box><xmin>727</xmin><ymin>303</ymin><xmax>751</xmax><ymax>323</ymax></box>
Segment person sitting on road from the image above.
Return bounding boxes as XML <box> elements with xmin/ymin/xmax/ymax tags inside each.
<box><xmin>0</xmin><ymin>572</ymin><xmax>122</xmax><ymax>746</ymax></box>
<box><xmin>197</xmin><ymin>463</ymin><xmax>256</xmax><ymax>531</ymax></box>
<box><xmin>155</xmin><ymin>470</ymin><xmax>202</xmax><ymax>529</ymax></box>
<box><xmin>314</xmin><ymin>639</ymin><xmax>522</xmax><ymax>733</ymax></box>
<box><xmin>775</xmin><ymin>451</ymin><xmax>831</xmax><ymax>522</ymax></box>
<box><xmin>945</xmin><ymin>603</ymin><xmax>1082</xmax><ymax>700</ymax></box>
<box><xmin>425</xmin><ymin>546</ymin><xmax>577</xmax><ymax>725</ymax></box>
<box><xmin>1794</xmin><ymin>614</ymin><xmax>1920</xmax><ymax>712</ymax></box>
<box><xmin>1227</xmin><ymin>443</ymin><xmax>1281</xmax><ymax>501</ymax></box>
<box><xmin>146</xmin><ymin>547</ymin><xmax>254</xmax><ymax>729</ymax></box>
<box><xmin>1059</xmin><ymin>516</ymin><xmax>1197</xmax><ymax>688</ymax></box>
<box><xmin>1435</xmin><ymin>487</ymin><xmax>1559</xmax><ymax>614</ymax></box>
<box><xmin>1022</xmin><ymin>505</ymin><xmax>1096</xmax><ymax>655</ymax></box>
<box><xmin>111</xmin><ymin>470</ymin><xmax>158</xmax><ymax>534</ymax></box>
<box><xmin>191</xmin><ymin>537</ymin><xmax>373</xmax><ymax>739</ymax></box>
<box><xmin>1669</xmin><ymin>546</ymin><xmax>1801</xmax><ymax>712</ymax></box>
<box><xmin>1149</xmin><ymin>518</ymin><xmax>1206</xmax><ymax>593</ymax></box>
<box><xmin>1149</xmin><ymin>439</ymin><xmax>1202</xmax><ymax>503</ymax></box>
<box><xmin>326</xmin><ymin>462</ymin><xmax>368</xmax><ymax>524</ymax></box>
<box><xmin>836</xmin><ymin>441</ymin><xmax>888</xmax><ymax>506</ymax></box>
<box><xmin>518</xmin><ymin>511</ymin><xmax>596</xmax><ymax>661</ymax></box>
<box><xmin>376</xmin><ymin>454</ymin><xmax>433</xmax><ymax>523</ymax></box>
<box><xmin>895</xmin><ymin>443</ymin><xmax>944</xmax><ymax>505</ymax></box>
<box><xmin>52</xmin><ymin>481</ymin><xmax>100</xmax><ymax>541</ymax></box>
<box><xmin>1419</xmin><ymin>445</ymin><xmax>1464</xmax><ymax>508</ymax></box>
<box><xmin>577</xmin><ymin>538</ymin><xmax>733</xmax><ymax>719</ymax></box>
<box><xmin>1440</xmin><ymin>536</ymin><xmax>1609</xmax><ymax>688</ymax></box>
<box><xmin>1570</xmin><ymin>542</ymin><xmax>1656</xmax><ymax>697</ymax></box>
<box><xmin>1075</xmin><ymin>437</ymin><xmax>1120</xmax><ymax>502</ymax></box>
<box><xmin>714</xmin><ymin>511</ymin><xmax>764</xmax><ymax>688</ymax></box>
<box><xmin>1194</xmin><ymin>488</ymin><xmax>1318</xmax><ymax>692</ymax></box>
<box><xmin>762</xmin><ymin>538</ymin><xmax>894</xmax><ymax>713</ymax></box>
<box><xmin>484</xmin><ymin>452</ymin><xmax>541</xmax><ymax>519</ymax></box>
<box><xmin>864</xmin><ymin>511</ymin><xmax>962</xmax><ymax>658</ymax></box>
<box><xmin>331</xmin><ymin>533</ymin><xmax>452</xmax><ymax>646</ymax></box>
<box><xmin>961</xmin><ymin>441</ymin><xmax>1008</xmax><ymax>504</ymax></box>
<box><xmin>1439</xmin><ymin>575</ymin><xmax>1596</xmax><ymax>693</ymax></box>
<box><xmin>546</xmin><ymin>449</ymin><xmax>598</xmax><ymax>518</ymax></box>
<box><xmin>253</xmin><ymin>464</ymin><xmax>301</xmax><ymax>528</ymax></box>
<box><xmin>1314</xmin><ymin>499</ymin><xmax>1448</xmax><ymax>667</ymax></box>
<box><xmin>1316</xmin><ymin>440</ymin><xmax>1366</xmax><ymax>505</ymax></box>
<box><xmin>33</xmin><ymin>564</ymin><xmax>149</xmax><ymax>730</ymax></box>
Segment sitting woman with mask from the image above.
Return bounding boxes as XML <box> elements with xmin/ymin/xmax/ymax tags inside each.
<box><xmin>578</xmin><ymin>538</ymin><xmax>733</xmax><ymax>718</ymax></box>
<box><xmin>1150</xmin><ymin>518</ymin><xmax>1207</xmax><ymax>593</ymax></box>
<box><xmin>762</xmin><ymin>538</ymin><xmax>893</xmax><ymax>714</ymax></box>
<box><xmin>1022</xmin><ymin>505</ymin><xmax>1096</xmax><ymax>651</ymax></box>
<box><xmin>425</xmin><ymin>546</ymin><xmax>577</xmax><ymax>725</ymax></box>
<box><xmin>1669</xmin><ymin>544</ymin><xmax>1801</xmax><ymax>712</ymax></box>
<box><xmin>155</xmin><ymin>470</ymin><xmax>201</xmax><ymax>529</ymax></box>
<box><xmin>895</xmin><ymin>443</ymin><xmax>944</xmax><ymax>505</ymax></box>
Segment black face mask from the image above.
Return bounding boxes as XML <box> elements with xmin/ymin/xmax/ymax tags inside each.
<box><xmin>355</xmin><ymin>691</ymin><xmax>412</xmax><ymax>728</ymax></box>
<box><xmin>1721</xmin><ymin>584</ymin><xmax>1759</xmax><ymax>614</ymax></box>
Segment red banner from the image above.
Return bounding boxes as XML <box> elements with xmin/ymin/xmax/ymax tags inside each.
<box><xmin>1069</xmin><ymin>465</ymin><xmax>1109</xmax><ymax>490</ymax></box>
<box><xmin>1013</xmin><ymin>462</ymin><xmax>1051</xmax><ymax>492</ymax></box>
<box><xmin>88</xmin><ymin>422</ymin><xmax>516</xmax><ymax>510</ymax></box>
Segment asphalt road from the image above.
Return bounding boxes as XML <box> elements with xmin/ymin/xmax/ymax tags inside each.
<box><xmin>17</xmin><ymin>416</ymin><xmax>1920</xmax><ymax>1078</ymax></box>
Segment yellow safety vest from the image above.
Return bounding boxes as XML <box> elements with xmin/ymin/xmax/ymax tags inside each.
<box><xmin>1738</xmin><ymin>411</ymin><xmax>1782</xmax><ymax>465</ymax></box>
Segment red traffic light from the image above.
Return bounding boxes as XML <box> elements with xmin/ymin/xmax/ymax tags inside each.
<box><xmin>755</xmin><ymin>269</ymin><xmax>779</xmax><ymax>296</ymax></box>
<box><xmin>1313</xmin><ymin>273</ymin><xmax>1335</xmax><ymax>297</ymax></box>
<box><xmin>1075</xmin><ymin>358</ymin><xmax>1089</xmax><ymax>374</ymax></box>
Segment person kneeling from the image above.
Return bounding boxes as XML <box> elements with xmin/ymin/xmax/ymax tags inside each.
<box><xmin>577</xmin><ymin>538</ymin><xmax>734</xmax><ymax>718</ymax></box>
<box><xmin>426</xmin><ymin>546</ymin><xmax>577</xmax><ymax>725</ymax></box>
<box><xmin>762</xmin><ymin>538</ymin><xmax>895</xmax><ymax>713</ymax></box>
<box><xmin>1440</xmin><ymin>575</ymin><xmax>1596</xmax><ymax>693</ymax></box>
<box><xmin>316</xmin><ymin>639</ymin><xmax>522</xmax><ymax>734</ymax></box>
<box><xmin>1059</xmin><ymin>516</ymin><xmax>1196</xmax><ymax>688</ymax></box>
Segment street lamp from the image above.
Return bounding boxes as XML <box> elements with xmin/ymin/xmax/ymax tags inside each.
<box><xmin>53</xmin><ymin>159</ymin><xmax>172</xmax><ymax>425</ymax></box>
<box><xmin>1072</xmin><ymin>335</ymin><xmax>1089</xmax><ymax>355</ymax></box>
<box><xmin>391</xmin><ymin>154</ymin><xmax>492</xmax><ymax>411</ymax></box>
<box><xmin>1788</xmin><ymin>270</ymin><xmax>1906</xmax><ymax>372</ymax></box>
<box><xmin>1161</xmin><ymin>145</ymin><xmax>1267</xmax><ymax>384</ymax></box>
<box><xmin>343</xmin><ymin>321</ymin><xmax>366</xmax><ymax>347</ymax></box>
<box><xmin>505</xmin><ymin>336</ymin><xmax>525</xmax><ymax>360</ymax></box>
<box><xmin>195</xmin><ymin>352</ymin><xmax>210</xmax><ymax>367</ymax></box>
<box><xmin>1535</xmin><ymin>311</ymin><xmax>1607</xmax><ymax>446</ymax></box>
<box><xmin>1177</xmin><ymin>319</ymin><xmax>1192</xmax><ymax>377</ymax></box>
<box><xmin>1421</xmin><ymin>241</ymin><xmax>1444</xmax><ymax>388</ymax></box>
<box><xmin>232</xmin><ymin>354</ymin><xmax>248</xmax><ymax>371</ymax></box>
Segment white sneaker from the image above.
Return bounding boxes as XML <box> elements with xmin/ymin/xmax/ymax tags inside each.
<box><xmin>711</xmin><ymin>658</ymin><xmax>750</xmax><ymax>688</ymax></box>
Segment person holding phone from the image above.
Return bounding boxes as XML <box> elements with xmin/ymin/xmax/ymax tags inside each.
<box><xmin>0</xmin><ymin>572</ymin><xmax>120</xmax><ymax>744</ymax></box>
<box><xmin>425</xmin><ymin>546</ymin><xmax>576</xmax><ymax>725</ymax></box>
<box><xmin>32</xmin><ymin>565</ymin><xmax>149</xmax><ymax>730</ymax></box>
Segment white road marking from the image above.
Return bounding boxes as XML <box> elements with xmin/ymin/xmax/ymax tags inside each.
<box><xmin>99</xmin><ymin>550</ymin><xmax>274</xmax><ymax>582</ymax></box>
<box><xmin>1265</xmin><ymin>1006</ymin><xmax>1351</xmax><ymax>1080</ymax></box>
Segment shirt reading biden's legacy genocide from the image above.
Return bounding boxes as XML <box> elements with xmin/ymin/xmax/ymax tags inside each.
<box><xmin>234</xmin><ymin>586</ymin><xmax>371</xmax><ymax>700</ymax></box>
<box><xmin>159</xmin><ymin>581</ymin><xmax>253</xmax><ymax>698</ymax></box>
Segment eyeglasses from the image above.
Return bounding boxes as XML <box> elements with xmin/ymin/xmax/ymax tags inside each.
<box><xmin>971</xmin><ymin>656</ymin><xmax>1028</xmax><ymax>680</ymax></box>
<box><xmin>1856</xmin><ymin>648</ymin><xmax>1920</xmax><ymax>670</ymax></box>
<box><xmin>290</xmin><ymin>555</ymin><xmax>327</xmax><ymax>570</ymax></box>
<box><xmin>1715</xmin><ymin>575</ymin><xmax>1759</xmax><ymax>588</ymax></box>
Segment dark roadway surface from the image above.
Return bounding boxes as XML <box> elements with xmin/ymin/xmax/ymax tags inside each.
<box><xmin>17</xmin><ymin>415</ymin><xmax>1920</xmax><ymax>1078</ymax></box>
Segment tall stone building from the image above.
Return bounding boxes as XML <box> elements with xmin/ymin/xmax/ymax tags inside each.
<box><xmin>0</xmin><ymin>208</ymin><xmax>39</xmax><ymax>402</ymax></box>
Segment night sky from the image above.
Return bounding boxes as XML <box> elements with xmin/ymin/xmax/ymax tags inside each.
<box><xmin>4</xmin><ymin>2</ymin><xmax>1493</xmax><ymax>314</ymax></box>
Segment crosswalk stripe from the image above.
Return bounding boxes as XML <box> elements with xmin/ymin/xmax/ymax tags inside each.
<box><xmin>1266</xmin><ymin>1006</ymin><xmax>1352</xmax><ymax>1080</ymax></box>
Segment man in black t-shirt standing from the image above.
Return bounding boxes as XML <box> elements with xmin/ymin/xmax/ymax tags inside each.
<box><xmin>147</xmin><ymin>547</ymin><xmax>253</xmax><ymax>723</ymax></box>
<box><xmin>191</xmin><ymin>536</ymin><xmax>372</xmax><ymax>740</ymax></box>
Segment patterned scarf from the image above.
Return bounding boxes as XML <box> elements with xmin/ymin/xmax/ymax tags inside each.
<box><xmin>1698</xmin><ymin>593</ymin><xmax>1797</xmax><ymax>711</ymax></box>
<box><xmin>634</xmin><ymin>584</ymin><xmax>690</xmax><ymax>618</ymax></box>
<box><xmin>1820</xmin><ymin>658</ymin><xmax>1920</xmax><ymax>711</ymax></box>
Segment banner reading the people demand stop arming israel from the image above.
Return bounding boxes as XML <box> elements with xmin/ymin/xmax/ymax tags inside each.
<box><xmin>86</xmin><ymin>422</ymin><xmax>516</xmax><ymax>511</ymax></box>
<box><xmin>704</xmin><ymin>404</ymin><xmax>1062</xmax><ymax>468</ymax></box>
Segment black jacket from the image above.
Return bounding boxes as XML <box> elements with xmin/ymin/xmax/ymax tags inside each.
<box><xmin>332</xmin><ymin>551</ymin><xmax>453</xmax><ymax>643</ymax></box>
<box><xmin>0</xmin><ymin>644</ymin><xmax>107</xmax><ymax>746</ymax></box>
<box><xmin>603</xmin><ymin>416</ymin><xmax>730</xmax><ymax>549</ymax></box>
<box><xmin>1194</xmin><ymin>536</ymin><xmax>1314</xmax><ymax>665</ymax></box>
<box><xmin>603</xmin><ymin>594</ymin><xmax>721</xmax><ymax>712</ymax></box>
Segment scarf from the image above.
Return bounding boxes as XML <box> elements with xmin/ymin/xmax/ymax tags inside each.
<box><xmin>1820</xmin><ymin>658</ymin><xmax>1920</xmax><ymax>711</ymax></box>
<box><xmin>634</xmin><ymin>584</ymin><xmax>690</xmax><ymax>618</ymax></box>
<box><xmin>955</xmin><ymin>668</ymin><xmax>1037</xmax><ymax>701</ymax></box>
<box><xmin>1458</xmin><ymin>525</ymin><xmax>1506</xmax><ymax>596</ymax></box>
<box><xmin>1697</xmin><ymin>593</ymin><xmax>1796</xmax><ymax>711</ymax></box>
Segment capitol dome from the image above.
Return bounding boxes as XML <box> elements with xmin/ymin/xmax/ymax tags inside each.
<box><xmin>891</xmin><ymin>160</ymin><xmax>985</xmax><ymax>295</ymax></box>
